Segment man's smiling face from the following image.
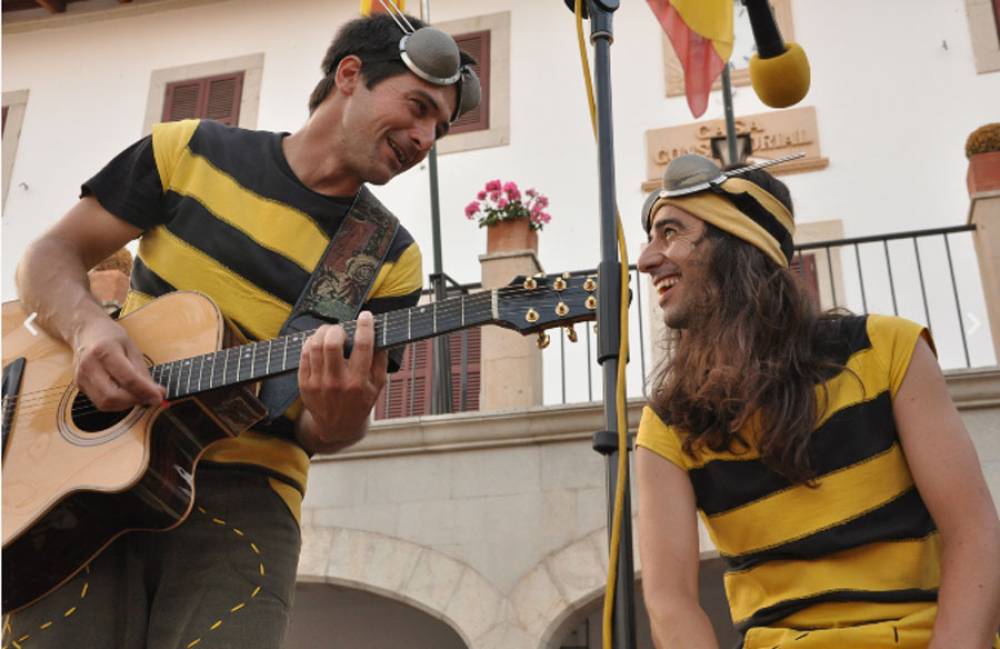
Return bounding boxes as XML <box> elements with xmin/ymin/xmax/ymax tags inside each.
<box><xmin>637</xmin><ymin>204</ymin><xmax>713</xmax><ymax>329</ymax></box>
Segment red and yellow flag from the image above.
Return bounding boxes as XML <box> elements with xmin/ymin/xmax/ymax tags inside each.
<box><xmin>360</xmin><ymin>0</ymin><xmax>405</xmax><ymax>16</ymax></box>
<box><xmin>647</xmin><ymin>0</ymin><xmax>733</xmax><ymax>118</ymax></box>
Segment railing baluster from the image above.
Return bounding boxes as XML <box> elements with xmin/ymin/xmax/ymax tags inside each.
<box><xmin>854</xmin><ymin>243</ymin><xmax>869</xmax><ymax>314</ymax></box>
<box><xmin>586</xmin><ymin>320</ymin><xmax>593</xmax><ymax>402</ymax></box>
<box><xmin>459</xmin><ymin>328</ymin><xmax>469</xmax><ymax>412</ymax></box>
<box><xmin>408</xmin><ymin>337</ymin><xmax>418</xmax><ymax>417</ymax></box>
<box><xmin>825</xmin><ymin>245</ymin><xmax>837</xmax><ymax>308</ymax></box>
<box><xmin>560</xmin><ymin>326</ymin><xmax>567</xmax><ymax>404</ymax></box>
<box><xmin>912</xmin><ymin>237</ymin><xmax>932</xmax><ymax>333</ymax></box>
<box><xmin>943</xmin><ymin>233</ymin><xmax>971</xmax><ymax>368</ymax></box>
<box><xmin>883</xmin><ymin>240</ymin><xmax>898</xmax><ymax>316</ymax></box>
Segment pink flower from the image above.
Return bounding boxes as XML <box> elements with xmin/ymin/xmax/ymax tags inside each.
<box><xmin>541</xmin><ymin>212</ymin><xmax>552</xmax><ymax>223</ymax></box>
<box><xmin>526</xmin><ymin>188</ymin><xmax>538</xmax><ymax>197</ymax></box>
<box><xmin>477</xmin><ymin>190</ymin><xmax>487</xmax><ymax>200</ymax></box>
<box><xmin>502</xmin><ymin>181</ymin><xmax>519</xmax><ymax>194</ymax></box>
<box><xmin>485</xmin><ymin>179</ymin><xmax>502</xmax><ymax>192</ymax></box>
<box><xmin>465</xmin><ymin>201</ymin><xmax>480</xmax><ymax>218</ymax></box>
<box><xmin>489</xmin><ymin>191</ymin><xmax>501</xmax><ymax>202</ymax></box>
<box><xmin>507</xmin><ymin>188</ymin><xmax>521</xmax><ymax>201</ymax></box>
<box><xmin>497</xmin><ymin>198</ymin><xmax>509</xmax><ymax>209</ymax></box>
<box><xmin>538</xmin><ymin>195</ymin><xmax>549</xmax><ymax>208</ymax></box>
<box><xmin>530</xmin><ymin>202</ymin><xmax>543</xmax><ymax>216</ymax></box>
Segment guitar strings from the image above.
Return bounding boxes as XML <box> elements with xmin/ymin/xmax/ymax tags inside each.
<box><xmin>8</xmin><ymin>289</ymin><xmax>584</xmax><ymax>419</ymax></box>
<box><xmin>6</xmin><ymin>281</ymin><xmax>598</xmax><ymax>419</ymax></box>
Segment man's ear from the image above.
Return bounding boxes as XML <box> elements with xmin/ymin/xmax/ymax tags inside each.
<box><xmin>334</xmin><ymin>55</ymin><xmax>363</xmax><ymax>95</ymax></box>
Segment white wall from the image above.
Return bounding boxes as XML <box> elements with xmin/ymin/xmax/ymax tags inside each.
<box><xmin>4</xmin><ymin>0</ymin><xmax>999</xmax><ymax>374</ymax></box>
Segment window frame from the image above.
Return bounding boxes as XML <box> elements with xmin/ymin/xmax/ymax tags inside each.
<box><xmin>965</xmin><ymin>0</ymin><xmax>1000</xmax><ymax>73</ymax></box>
<box><xmin>142</xmin><ymin>53</ymin><xmax>264</xmax><ymax>135</ymax></box>
<box><xmin>435</xmin><ymin>11</ymin><xmax>510</xmax><ymax>155</ymax></box>
<box><xmin>2</xmin><ymin>89</ymin><xmax>30</xmax><ymax>214</ymax></box>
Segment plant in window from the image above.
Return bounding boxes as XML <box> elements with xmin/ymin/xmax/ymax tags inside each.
<box><xmin>465</xmin><ymin>180</ymin><xmax>551</xmax><ymax>231</ymax></box>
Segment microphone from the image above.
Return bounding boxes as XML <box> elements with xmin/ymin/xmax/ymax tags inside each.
<box><xmin>744</xmin><ymin>0</ymin><xmax>810</xmax><ymax>108</ymax></box>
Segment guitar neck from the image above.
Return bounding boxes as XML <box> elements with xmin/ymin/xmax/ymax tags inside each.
<box><xmin>150</xmin><ymin>290</ymin><xmax>500</xmax><ymax>400</ymax></box>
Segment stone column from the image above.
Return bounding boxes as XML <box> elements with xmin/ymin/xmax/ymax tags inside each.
<box><xmin>969</xmin><ymin>187</ymin><xmax>1000</xmax><ymax>360</ymax></box>
<box><xmin>479</xmin><ymin>246</ymin><xmax>545</xmax><ymax>411</ymax></box>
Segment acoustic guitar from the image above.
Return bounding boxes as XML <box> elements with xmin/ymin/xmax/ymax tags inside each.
<box><xmin>1</xmin><ymin>272</ymin><xmax>600</xmax><ymax>613</ymax></box>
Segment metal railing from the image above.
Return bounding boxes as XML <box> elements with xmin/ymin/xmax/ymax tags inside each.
<box><xmin>380</xmin><ymin>224</ymin><xmax>994</xmax><ymax>416</ymax></box>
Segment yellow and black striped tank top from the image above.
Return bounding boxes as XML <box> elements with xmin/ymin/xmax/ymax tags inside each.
<box><xmin>636</xmin><ymin>314</ymin><xmax>940</xmax><ymax>634</ymax></box>
<box><xmin>82</xmin><ymin>119</ymin><xmax>423</xmax><ymax>522</ymax></box>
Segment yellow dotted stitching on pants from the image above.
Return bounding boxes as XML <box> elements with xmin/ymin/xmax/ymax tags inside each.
<box><xmin>181</xmin><ymin>507</ymin><xmax>264</xmax><ymax>649</ymax></box>
<box><xmin>2</xmin><ymin>564</ymin><xmax>90</xmax><ymax>648</ymax></box>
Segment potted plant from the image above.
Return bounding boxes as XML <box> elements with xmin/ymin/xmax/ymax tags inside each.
<box><xmin>465</xmin><ymin>180</ymin><xmax>551</xmax><ymax>253</ymax></box>
<box><xmin>966</xmin><ymin>122</ymin><xmax>1000</xmax><ymax>196</ymax></box>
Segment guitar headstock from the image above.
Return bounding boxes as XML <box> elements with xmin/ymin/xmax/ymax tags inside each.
<box><xmin>493</xmin><ymin>272</ymin><xmax>598</xmax><ymax>337</ymax></box>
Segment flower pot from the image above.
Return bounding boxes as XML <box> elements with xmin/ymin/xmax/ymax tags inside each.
<box><xmin>967</xmin><ymin>150</ymin><xmax>1000</xmax><ymax>196</ymax></box>
<box><xmin>486</xmin><ymin>218</ymin><xmax>538</xmax><ymax>254</ymax></box>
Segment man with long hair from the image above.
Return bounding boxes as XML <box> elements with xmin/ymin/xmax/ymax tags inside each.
<box><xmin>635</xmin><ymin>154</ymin><xmax>1000</xmax><ymax>648</ymax></box>
<box><xmin>9</xmin><ymin>12</ymin><xmax>477</xmax><ymax>649</ymax></box>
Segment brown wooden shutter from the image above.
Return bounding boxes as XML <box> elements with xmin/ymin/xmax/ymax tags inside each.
<box><xmin>162</xmin><ymin>72</ymin><xmax>244</xmax><ymax>125</ymax></box>
<box><xmin>448</xmin><ymin>328</ymin><xmax>481</xmax><ymax>411</ymax></box>
<box><xmin>375</xmin><ymin>328</ymin><xmax>482</xmax><ymax>419</ymax></box>
<box><xmin>450</xmin><ymin>30</ymin><xmax>491</xmax><ymax>135</ymax></box>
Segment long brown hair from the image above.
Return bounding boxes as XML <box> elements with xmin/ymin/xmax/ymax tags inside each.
<box><xmin>649</xmin><ymin>203</ymin><xmax>847</xmax><ymax>485</ymax></box>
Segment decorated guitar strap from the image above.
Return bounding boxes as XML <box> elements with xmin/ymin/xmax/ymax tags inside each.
<box><xmin>259</xmin><ymin>186</ymin><xmax>400</xmax><ymax>421</ymax></box>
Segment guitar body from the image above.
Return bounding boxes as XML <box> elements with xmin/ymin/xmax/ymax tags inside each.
<box><xmin>0</xmin><ymin>271</ymin><xmax>600</xmax><ymax>614</ymax></box>
<box><xmin>1</xmin><ymin>292</ymin><xmax>253</xmax><ymax>613</ymax></box>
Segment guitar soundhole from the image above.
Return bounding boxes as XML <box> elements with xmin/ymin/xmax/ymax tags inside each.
<box><xmin>69</xmin><ymin>392</ymin><xmax>132</xmax><ymax>433</ymax></box>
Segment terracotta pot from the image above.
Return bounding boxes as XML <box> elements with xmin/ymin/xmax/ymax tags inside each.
<box><xmin>486</xmin><ymin>218</ymin><xmax>538</xmax><ymax>254</ymax></box>
<box><xmin>88</xmin><ymin>269</ymin><xmax>130</xmax><ymax>312</ymax></box>
<box><xmin>967</xmin><ymin>150</ymin><xmax>1000</xmax><ymax>196</ymax></box>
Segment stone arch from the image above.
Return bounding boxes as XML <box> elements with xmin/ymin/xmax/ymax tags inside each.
<box><xmin>509</xmin><ymin>519</ymin><xmax>644</xmax><ymax>649</ymax></box>
<box><xmin>296</xmin><ymin>525</ymin><xmax>512</xmax><ymax>648</ymax></box>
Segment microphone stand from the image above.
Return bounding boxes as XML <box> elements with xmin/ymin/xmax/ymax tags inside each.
<box><xmin>570</xmin><ymin>2</ymin><xmax>637</xmax><ymax>647</ymax></box>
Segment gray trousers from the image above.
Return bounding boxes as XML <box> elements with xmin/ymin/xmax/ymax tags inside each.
<box><xmin>3</xmin><ymin>464</ymin><xmax>301</xmax><ymax>649</ymax></box>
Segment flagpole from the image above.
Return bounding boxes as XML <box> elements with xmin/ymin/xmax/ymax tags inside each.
<box><xmin>721</xmin><ymin>65</ymin><xmax>739</xmax><ymax>165</ymax></box>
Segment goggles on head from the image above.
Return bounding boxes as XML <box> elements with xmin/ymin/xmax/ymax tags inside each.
<box><xmin>641</xmin><ymin>152</ymin><xmax>804</xmax><ymax>234</ymax></box>
<box><xmin>378</xmin><ymin>0</ymin><xmax>481</xmax><ymax>123</ymax></box>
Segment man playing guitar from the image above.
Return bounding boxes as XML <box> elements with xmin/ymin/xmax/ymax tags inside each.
<box><xmin>6</xmin><ymin>12</ymin><xmax>479</xmax><ymax>648</ymax></box>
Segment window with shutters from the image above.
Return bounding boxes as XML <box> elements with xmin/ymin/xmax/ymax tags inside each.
<box><xmin>143</xmin><ymin>54</ymin><xmax>264</xmax><ymax>135</ymax></box>
<box><xmin>435</xmin><ymin>12</ymin><xmax>510</xmax><ymax>155</ymax></box>
<box><xmin>450</xmin><ymin>30</ymin><xmax>491</xmax><ymax>135</ymax></box>
<box><xmin>162</xmin><ymin>72</ymin><xmax>244</xmax><ymax>125</ymax></box>
<box><xmin>374</xmin><ymin>328</ymin><xmax>482</xmax><ymax>419</ymax></box>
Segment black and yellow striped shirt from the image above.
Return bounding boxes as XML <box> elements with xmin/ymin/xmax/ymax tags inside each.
<box><xmin>82</xmin><ymin>119</ymin><xmax>423</xmax><ymax>521</ymax></box>
<box><xmin>637</xmin><ymin>314</ymin><xmax>940</xmax><ymax>634</ymax></box>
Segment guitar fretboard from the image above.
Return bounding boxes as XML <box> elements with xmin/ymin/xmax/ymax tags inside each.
<box><xmin>150</xmin><ymin>289</ymin><xmax>500</xmax><ymax>400</ymax></box>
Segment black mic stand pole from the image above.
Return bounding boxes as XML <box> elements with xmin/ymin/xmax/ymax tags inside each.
<box><xmin>578</xmin><ymin>2</ymin><xmax>637</xmax><ymax>647</ymax></box>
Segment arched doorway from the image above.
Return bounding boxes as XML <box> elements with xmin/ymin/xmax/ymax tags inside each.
<box><xmin>285</xmin><ymin>582</ymin><xmax>469</xmax><ymax>649</ymax></box>
<box><xmin>551</xmin><ymin>557</ymin><xmax>738</xmax><ymax>649</ymax></box>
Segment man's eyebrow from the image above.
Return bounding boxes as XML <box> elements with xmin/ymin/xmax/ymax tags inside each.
<box><xmin>652</xmin><ymin>216</ymin><xmax>686</xmax><ymax>230</ymax></box>
<box><xmin>411</xmin><ymin>89</ymin><xmax>450</xmax><ymax>139</ymax></box>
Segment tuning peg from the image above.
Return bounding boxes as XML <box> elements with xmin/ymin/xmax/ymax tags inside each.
<box><xmin>565</xmin><ymin>325</ymin><xmax>578</xmax><ymax>343</ymax></box>
<box><xmin>536</xmin><ymin>332</ymin><xmax>551</xmax><ymax>349</ymax></box>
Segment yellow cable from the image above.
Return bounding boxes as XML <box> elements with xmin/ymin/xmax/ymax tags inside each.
<box><xmin>575</xmin><ymin>3</ymin><xmax>631</xmax><ymax>648</ymax></box>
